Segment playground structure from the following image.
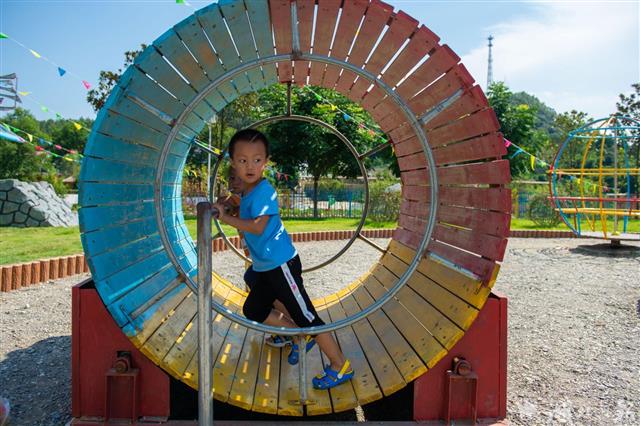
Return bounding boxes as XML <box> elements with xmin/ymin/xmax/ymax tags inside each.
<box><xmin>550</xmin><ymin>115</ymin><xmax>640</xmax><ymax>242</ymax></box>
<box><xmin>76</xmin><ymin>0</ymin><xmax>511</xmax><ymax>422</ymax></box>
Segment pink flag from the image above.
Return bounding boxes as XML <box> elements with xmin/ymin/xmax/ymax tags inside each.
<box><xmin>82</xmin><ymin>80</ymin><xmax>91</xmax><ymax>90</ymax></box>
<box><xmin>504</xmin><ymin>138</ymin><xmax>512</xmax><ymax>148</ymax></box>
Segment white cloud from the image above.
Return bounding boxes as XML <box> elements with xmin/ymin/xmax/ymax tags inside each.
<box><xmin>461</xmin><ymin>2</ymin><xmax>639</xmax><ymax>118</ymax></box>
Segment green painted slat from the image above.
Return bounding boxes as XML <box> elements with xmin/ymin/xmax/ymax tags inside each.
<box><xmin>245</xmin><ymin>0</ymin><xmax>278</xmax><ymax>86</ymax></box>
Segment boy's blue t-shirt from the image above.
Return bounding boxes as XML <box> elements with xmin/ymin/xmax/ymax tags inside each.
<box><xmin>239</xmin><ymin>179</ymin><xmax>296</xmax><ymax>272</ymax></box>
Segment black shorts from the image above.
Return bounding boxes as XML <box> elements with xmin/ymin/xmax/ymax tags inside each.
<box><xmin>242</xmin><ymin>255</ymin><xmax>324</xmax><ymax>328</ymax></box>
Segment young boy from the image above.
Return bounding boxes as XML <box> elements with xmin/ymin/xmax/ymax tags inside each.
<box><xmin>212</xmin><ymin>129</ymin><xmax>354</xmax><ymax>390</ymax></box>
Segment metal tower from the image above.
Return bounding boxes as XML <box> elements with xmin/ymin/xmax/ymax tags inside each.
<box><xmin>487</xmin><ymin>35</ymin><xmax>494</xmax><ymax>88</ymax></box>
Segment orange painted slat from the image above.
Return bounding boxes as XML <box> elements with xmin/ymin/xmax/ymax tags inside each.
<box><xmin>381</xmin><ymin>25</ymin><xmax>439</xmax><ymax>88</ymax></box>
<box><xmin>365</xmin><ymin>11</ymin><xmax>418</xmax><ymax>76</ymax></box>
<box><xmin>293</xmin><ymin>0</ymin><xmax>314</xmax><ymax>86</ymax></box>
<box><xmin>270</xmin><ymin>0</ymin><xmax>293</xmax><ymax>82</ymax></box>
<box><xmin>321</xmin><ymin>0</ymin><xmax>369</xmax><ymax>88</ymax></box>
<box><xmin>309</xmin><ymin>0</ymin><xmax>341</xmax><ymax>86</ymax></box>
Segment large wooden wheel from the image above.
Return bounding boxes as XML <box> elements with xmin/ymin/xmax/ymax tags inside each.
<box><xmin>79</xmin><ymin>0</ymin><xmax>511</xmax><ymax>415</ymax></box>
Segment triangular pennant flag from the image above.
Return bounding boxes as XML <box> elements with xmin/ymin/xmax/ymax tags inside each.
<box><xmin>82</xmin><ymin>80</ymin><xmax>91</xmax><ymax>90</ymax></box>
<box><xmin>35</xmin><ymin>145</ymin><xmax>44</xmax><ymax>151</ymax></box>
<box><xmin>530</xmin><ymin>155</ymin><xmax>535</xmax><ymax>170</ymax></box>
<box><xmin>54</xmin><ymin>144</ymin><xmax>62</xmax><ymax>150</ymax></box>
<box><xmin>510</xmin><ymin>147</ymin><xmax>523</xmax><ymax>159</ymax></box>
<box><xmin>30</xmin><ymin>49</ymin><xmax>42</xmax><ymax>58</ymax></box>
<box><xmin>176</xmin><ymin>0</ymin><xmax>185</xmax><ymax>3</ymax></box>
<box><xmin>343</xmin><ymin>113</ymin><xmax>351</xmax><ymax>121</ymax></box>
<box><xmin>73</xmin><ymin>122</ymin><xmax>82</xmax><ymax>130</ymax></box>
<box><xmin>27</xmin><ymin>133</ymin><xmax>33</xmax><ymax>142</ymax></box>
<box><xmin>58</xmin><ymin>67</ymin><xmax>66</xmax><ymax>77</ymax></box>
<box><xmin>18</xmin><ymin>91</ymin><xmax>29</xmax><ymax>96</ymax></box>
<box><xmin>0</xmin><ymin>33</ymin><xmax>8</xmax><ymax>39</ymax></box>
<box><xmin>56</xmin><ymin>113</ymin><xmax>63</xmax><ymax>119</ymax></box>
<box><xmin>41</xmin><ymin>106</ymin><xmax>48</xmax><ymax>112</ymax></box>
<box><xmin>330</xmin><ymin>104</ymin><xmax>337</xmax><ymax>111</ymax></box>
<box><xmin>368</xmin><ymin>129</ymin><xmax>375</xmax><ymax>137</ymax></box>
<box><xmin>504</xmin><ymin>138</ymin><xmax>512</xmax><ymax>148</ymax></box>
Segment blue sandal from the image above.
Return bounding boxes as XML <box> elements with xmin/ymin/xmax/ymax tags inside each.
<box><xmin>312</xmin><ymin>360</ymin><xmax>354</xmax><ymax>389</ymax></box>
<box><xmin>287</xmin><ymin>336</ymin><xmax>316</xmax><ymax>365</ymax></box>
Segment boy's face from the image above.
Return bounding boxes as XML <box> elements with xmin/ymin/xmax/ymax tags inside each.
<box><xmin>231</xmin><ymin>140</ymin><xmax>268</xmax><ymax>190</ymax></box>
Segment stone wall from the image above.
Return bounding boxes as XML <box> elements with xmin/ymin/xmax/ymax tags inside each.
<box><xmin>0</xmin><ymin>179</ymin><xmax>78</xmax><ymax>227</ymax></box>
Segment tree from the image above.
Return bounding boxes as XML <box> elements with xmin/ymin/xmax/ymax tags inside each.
<box><xmin>550</xmin><ymin>110</ymin><xmax>590</xmax><ymax>168</ymax></box>
<box><xmin>616</xmin><ymin>82</ymin><xmax>640</xmax><ymax>194</ymax></box>
<box><xmin>86</xmin><ymin>45</ymin><xmax>147</xmax><ymax>112</ymax></box>
<box><xmin>487</xmin><ymin>82</ymin><xmax>540</xmax><ymax>177</ymax></box>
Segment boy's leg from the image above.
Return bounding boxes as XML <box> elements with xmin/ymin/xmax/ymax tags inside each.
<box><xmin>314</xmin><ymin>333</ymin><xmax>346</xmax><ymax>371</ymax></box>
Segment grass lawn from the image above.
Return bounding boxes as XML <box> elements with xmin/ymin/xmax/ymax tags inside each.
<box><xmin>0</xmin><ymin>217</ymin><xmax>397</xmax><ymax>265</ymax></box>
<box><xmin>2</xmin><ymin>216</ymin><xmax>637</xmax><ymax>266</ymax></box>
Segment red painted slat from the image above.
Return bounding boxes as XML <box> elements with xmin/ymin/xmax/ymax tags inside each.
<box><xmin>429</xmin><ymin>239</ymin><xmax>498</xmax><ymax>283</ymax></box>
<box><xmin>397</xmin><ymin>152</ymin><xmax>428</xmax><ymax>172</ymax></box>
<box><xmin>437</xmin><ymin>159</ymin><xmax>510</xmax><ymax>185</ymax></box>
<box><xmin>334</xmin><ymin>0</ymin><xmax>393</xmax><ymax>90</ymax></box>
<box><xmin>293</xmin><ymin>0</ymin><xmax>314</xmax><ymax>86</ymax></box>
<box><xmin>382</xmin><ymin>25</ymin><xmax>439</xmax><ymax>88</ymax></box>
<box><xmin>396</xmin><ymin>45</ymin><xmax>459</xmax><ymax>101</ymax></box>
<box><xmin>433</xmin><ymin>224</ymin><xmax>507</xmax><ymax>261</ymax></box>
<box><xmin>365</xmin><ymin>11</ymin><xmax>418</xmax><ymax>76</ymax></box>
<box><xmin>347</xmin><ymin>77</ymin><xmax>371</xmax><ymax>102</ymax></box>
<box><xmin>270</xmin><ymin>0</ymin><xmax>293</xmax><ymax>82</ymax></box>
<box><xmin>335</xmin><ymin>68</ymin><xmax>358</xmax><ymax>95</ymax></box>
<box><xmin>309</xmin><ymin>0</ymin><xmax>341</xmax><ymax>85</ymax></box>
<box><xmin>426</xmin><ymin>109</ymin><xmax>501</xmax><ymax>147</ymax></box>
<box><xmin>424</xmin><ymin>86</ymin><xmax>489</xmax><ymax>130</ymax></box>
<box><xmin>432</xmin><ymin>133</ymin><xmax>506</xmax><ymax>166</ymax></box>
<box><xmin>401</xmin><ymin>169</ymin><xmax>430</xmax><ymax>186</ymax></box>
<box><xmin>361</xmin><ymin>85</ymin><xmax>387</xmax><ymax>111</ymax></box>
<box><xmin>440</xmin><ymin>186</ymin><xmax>511</xmax><ymax>213</ymax></box>
<box><xmin>407</xmin><ymin>64</ymin><xmax>475</xmax><ymax>118</ymax></box>
<box><xmin>389</xmin><ymin>123</ymin><xmax>416</xmax><ymax>144</ymax></box>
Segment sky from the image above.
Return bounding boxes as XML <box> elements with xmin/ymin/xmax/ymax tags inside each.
<box><xmin>0</xmin><ymin>0</ymin><xmax>638</xmax><ymax>122</ymax></box>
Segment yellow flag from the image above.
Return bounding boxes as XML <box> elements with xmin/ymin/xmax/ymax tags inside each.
<box><xmin>27</xmin><ymin>133</ymin><xmax>33</xmax><ymax>142</ymax></box>
<box><xmin>30</xmin><ymin>49</ymin><xmax>41</xmax><ymax>58</ymax></box>
<box><xmin>530</xmin><ymin>155</ymin><xmax>535</xmax><ymax>170</ymax></box>
<box><xmin>18</xmin><ymin>91</ymin><xmax>30</xmax><ymax>96</ymax></box>
<box><xmin>73</xmin><ymin>122</ymin><xmax>82</xmax><ymax>130</ymax></box>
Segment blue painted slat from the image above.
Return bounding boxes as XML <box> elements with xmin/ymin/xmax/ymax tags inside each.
<box><xmin>245</xmin><ymin>0</ymin><xmax>279</xmax><ymax>86</ymax></box>
<box><xmin>135</xmin><ymin>47</ymin><xmax>198</xmax><ymax>106</ymax></box>
<box><xmin>119</xmin><ymin>66</ymin><xmax>185</xmax><ymax>119</ymax></box>
<box><xmin>109</xmin><ymin>264</ymin><xmax>181</xmax><ymax>327</ymax></box>
<box><xmin>84</xmin><ymin>133</ymin><xmax>160</xmax><ymax>166</ymax></box>
<box><xmin>165</xmin><ymin>152</ymin><xmax>187</xmax><ymax>170</ymax></box>
<box><xmin>169</xmin><ymin>134</ymin><xmax>193</xmax><ymax>158</ymax></box>
<box><xmin>214</xmin><ymin>81</ymin><xmax>239</xmax><ymax>104</ymax></box>
<box><xmin>204</xmin><ymin>89</ymin><xmax>227</xmax><ymax>111</ymax></box>
<box><xmin>196</xmin><ymin>4</ymin><xmax>252</xmax><ymax>94</ymax></box>
<box><xmin>107</xmin><ymin>86</ymin><xmax>172</xmax><ymax>135</ymax></box>
<box><xmin>174</xmin><ymin>14</ymin><xmax>226</xmax><ymax>81</ymax></box>
<box><xmin>124</xmin><ymin>282</ymin><xmax>189</xmax><ymax>337</ymax></box>
<box><xmin>80</xmin><ymin>157</ymin><xmax>156</xmax><ymax>184</ymax></box>
<box><xmin>87</xmin><ymin>234</ymin><xmax>165</xmax><ymax>287</ymax></box>
<box><xmin>182</xmin><ymin>111</ymin><xmax>206</xmax><ymax>135</ymax></box>
<box><xmin>96</xmin><ymin>111</ymin><xmax>167</xmax><ymax>149</ymax></box>
<box><xmin>219</xmin><ymin>0</ymin><xmax>266</xmax><ymax>91</ymax></box>
<box><xmin>155</xmin><ymin>28</ymin><xmax>211</xmax><ymax>92</ymax></box>
<box><xmin>79</xmin><ymin>202</ymin><xmax>155</xmax><ymax>233</ymax></box>
<box><xmin>79</xmin><ymin>182</ymin><xmax>154</xmax><ymax>206</ymax></box>
<box><xmin>81</xmin><ymin>216</ymin><xmax>158</xmax><ymax>257</ymax></box>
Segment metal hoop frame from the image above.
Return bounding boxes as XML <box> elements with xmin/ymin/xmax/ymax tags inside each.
<box><xmin>154</xmin><ymin>53</ymin><xmax>438</xmax><ymax>336</ymax></box>
<box><xmin>210</xmin><ymin>113</ymin><xmax>371</xmax><ymax>273</ymax></box>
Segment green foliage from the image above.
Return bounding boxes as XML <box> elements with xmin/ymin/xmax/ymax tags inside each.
<box><xmin>616</xmin><ymin>82</ymin><xmax>640</xmax><ymax>195</ymax></box>
<box><xmin>368</xmin><ymin>180</ymin><xmax>401</xmax><ymax>221</ymax></box>
<box><xmin>527</xmin><ymin>193</ymin><xmax>561</xmax><ymax>227</ymax></box>
<box><xmin>511</xmin><ymin>91</ymin><xmax>558</xmax><ymax>138</ymax></box>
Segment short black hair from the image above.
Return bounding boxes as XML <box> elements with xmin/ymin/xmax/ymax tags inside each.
<box><xmin>228</xmin><ymin>128</ymin><xmax>270</xmax><ymax>158</ymax></box>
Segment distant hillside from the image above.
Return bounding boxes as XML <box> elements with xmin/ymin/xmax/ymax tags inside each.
<box><xmin>511</xmin><ymin>91</ymin><xmax>559</xmax><ymax>139</ymax></box>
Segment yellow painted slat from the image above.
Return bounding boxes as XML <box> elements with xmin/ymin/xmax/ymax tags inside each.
<box><xmin>380</xmin><ymin>253</ymin><xmax>480</xmax><ymax>330</ymax></box>
<box><xmin>304</xmin><ymin>343</ymin><xmax>333</xmax><ymax>416</ymax></box>
<box><xmin>338</xmin><ymin>295</ymin><xmax>407</xmax><ymax>396</ymax></box>
<box><xmin>362</xmin><ymin>274</ymin><xmax>448</xmax><ymax>369</ymax></box>
<box><xmin>388</xmin><ymin>240</ymin><xmax>491</xmax><ymax>307</ymax></box>
<box><xmin>351</xmin><ymin>285</ymin><xmax>428</xmax><ymax>382</ymax></box>
<box><xmin>227</xmin><ymin>328</ymin><xmax>265</xmax><ymax>410</ymax></box>
<box><xmin>316</xmin><ymin>306</ymin><xmax>359</xmax><ymax>413</ymax></box>
<box><xmin>277</xmin><ymin>341</ymin><xmax>303</xmax><ymax>416</ymax></box>
<box><xmin>212</xmin><ymin>314</ymin><xmax>248</xmax><ymax>402</ymax></box>
<box><xmin>372</xmin><ymin>263</ymin><xmax>464</xmax><ymax>351</ymax></box>
<box><xmin>253</xmin><ymin>343</ymin><xmax>281</xmax><ymax>414</ymax></box>
<box><xmin>140</xmin><ymin>292</ymin><xmax>197</xmax><ymax>365</ymax></box>
<box><xmin>327</xmin><ymin>300</ymin><xmax>383</xmax><ymax>405</ymax></box>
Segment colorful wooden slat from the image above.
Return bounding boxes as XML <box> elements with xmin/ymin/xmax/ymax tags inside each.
<box><xmin>395</xmin><ymin>44</ymin><xmax>460</xmax><ymax>101</ymax></box>
<box><xmin>407</xmin><ymin>64</ymin><xmax>475</xmax><ymax>118</ymax></box>
<box><xmin>437</xmin><ymin>159</ymin><xmax>511</xmax><ymax>185</ymax></box>
<box><xmin>365</xmin><ymin>11</ymin><xmax>418</xmax><ymax>77</ymax></box>
<box><xmin>227</xmin><ymin>328</ymin><xmax>265</xmax><ymax>409</ymax></box>
<box><xmin>252</xmin><ymin>343</ymin><xmax>281</xmax><ymax>414</ymax></box>
<box><xmin>432</xmin><ymin>132</ymin><xmax>506</xmax><ymax>165</ymax></box>
<box><xmin>308</xmin><ymin>0</ymin><xmax>341</xmax><ymax>86</ymax></box>
<box><xmin>293</xmin><ymin>0</ymin><xmax>314</xmax><ymax>85</ymax></box>
<box><xmin>244</xmin><ymin>0</ymin><xmax>279</xmax><ymax>86</ymax></box>
<box><xmin>381</xmin><ymin>25</ymin><xmax>439</xmax><ymax>88</ymax></box>
<box><xmin>269</xmin><ymin>0</ymin><xmax>293</xmax><ymax>82</ymax></box>
<box><xmin>424</xmin><ymin>85</ymin><xmax>488</xmax><ymax>130</ymax></box>
<box><xmin>426</xmin><ymin>108</ymin><xmax>501</xmax><ymax>147</ymax></box>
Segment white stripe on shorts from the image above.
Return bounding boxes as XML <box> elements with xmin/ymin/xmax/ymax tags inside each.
<box><xmin>280</xmin><ymin>262</ymin><xmax>315</xmax><ymax>323</ymax></box>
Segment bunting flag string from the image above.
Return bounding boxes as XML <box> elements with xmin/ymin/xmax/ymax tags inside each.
<box><xmin>503</xmin><ymin>137</ymin><xmax>549</xmax><ymax>169</ymax></box>
<box><xmin>0</xmin><ymin>121</ymin><xmax>84</xmax><ymax>159</ymax></box>
<box><xmin>0</xmin><ymin>32</ymin><xmax>93</xmax><ymax>91</ymax></box>
<box><xmin>0</xmin><ymin>124</ymin><xmax>81</xmax><ymax>162</ymax></box>
<box><xmin>16</xmin><ymin>91</ymin><xmax>92</xmax><ymax>133</ymax></box>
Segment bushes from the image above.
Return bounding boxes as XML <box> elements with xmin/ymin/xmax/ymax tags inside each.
<box><xmin>368</xmin><ymin>180</ymin><xmax>400</xmax><ymax>221</ymax></box>
<box><xmin>527</xmin><ymin>192</ymin><xmax>561</xmax><ymax>227</ymax></box>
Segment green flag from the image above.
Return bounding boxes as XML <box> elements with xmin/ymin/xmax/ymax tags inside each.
<box><xmin>0</xmin><ymin>33</ymin><xmax>8</xmax><ymax>39</ymax></box>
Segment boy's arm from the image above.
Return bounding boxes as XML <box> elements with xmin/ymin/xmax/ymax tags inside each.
<box><xmin>213</xmin><ymin>202</ymin><xmax>269</xmax><ymax>235</ymax></box>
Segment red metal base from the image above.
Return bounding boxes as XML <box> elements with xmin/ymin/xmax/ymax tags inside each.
<box><xmin>72</xmin><ymin>279</ymin><xmax>170</xmax><ymax>422</ymax></box>
<box><xmin>413</xmin><ymin>292</ymin><xmax>508</xmax><ymax>422</ymax></box>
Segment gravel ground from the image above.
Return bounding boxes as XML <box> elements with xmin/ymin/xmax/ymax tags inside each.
<box><xmin>0</xmin><ymin>237</ymin><xmax>638</xmax><ymax>425</ymax></box>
